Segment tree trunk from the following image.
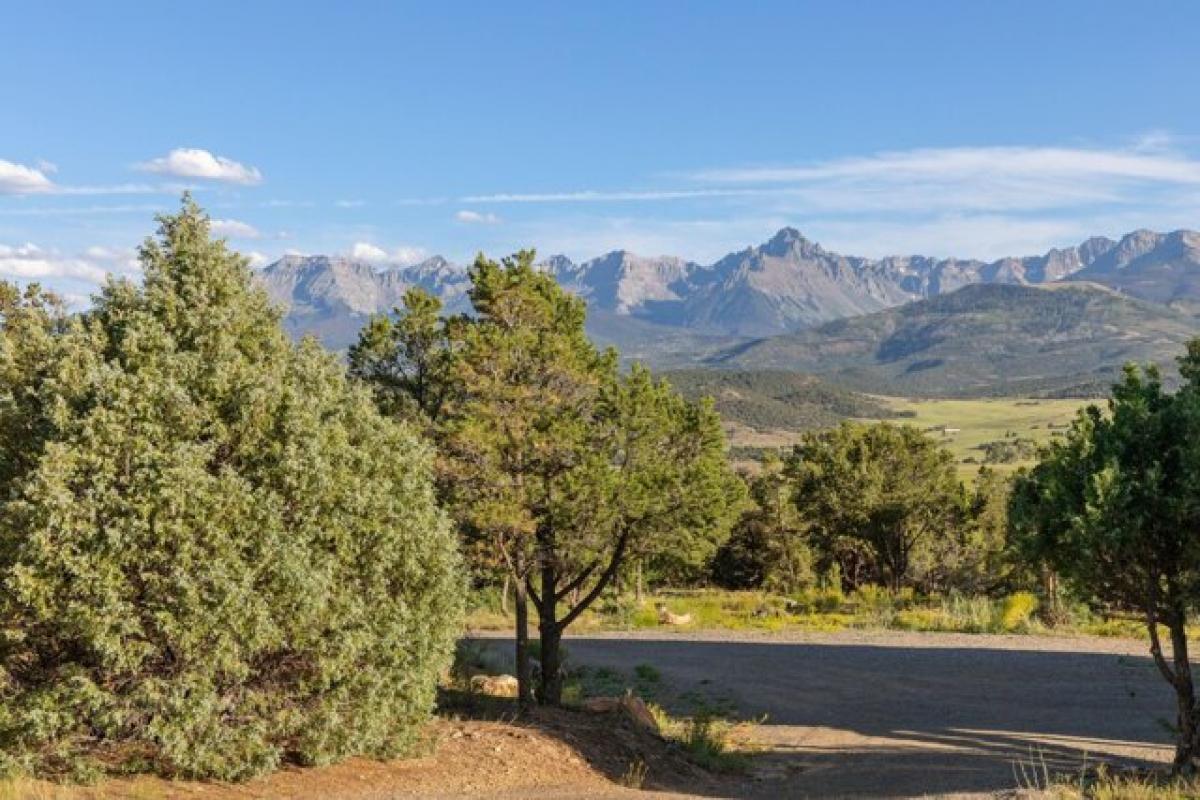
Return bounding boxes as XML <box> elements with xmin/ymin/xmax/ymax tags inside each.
<box><xmin>500</xmin><ymin>572</ymin><xmax>510</xmax><ymax>616</ymax></box>
<box><xmin>1168</xmin><ymin>614</ymin><xmax>1200</xmax><ymax>773</ymax></box>
<box><xmin>513</xmin><ymin>570</ymin><xmax>533</xmax><ymax>708</ymax></box>
<box><xmin>537</xmin><ymin>555</ymin><xmax>564</xmax><ymax>705</ymax></box>
<box><xmin>635</xmin><ymin>559</ymin><xmax>644</xmax><ymax>603</ymax></box>
<box><xmin>1040</xmin><ymin>567</ymin><xmax>1058</xmax><ymax>623</ymax></box>
<box><xmin>538</xmin><ymin>617</ymin><xmax>564</xmax><ymax>706</ymax></box>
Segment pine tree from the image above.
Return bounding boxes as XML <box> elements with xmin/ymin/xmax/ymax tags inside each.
<box><xmin>788</xmin><ymin>422</ymin><xmax>965</xmax><ymax>591</ymax></box>
<box><xmin>353</xmin><ymin>250</ymin><xmax>744</xmax><ymax>705</ymax></box>
<box><xmin>0</xmin><ymin>198</ymin><xmax>463</xmax><ymax>780</ymax></box>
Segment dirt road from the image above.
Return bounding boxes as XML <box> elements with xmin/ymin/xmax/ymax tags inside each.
<box><xmin>480</xmin><ymin>630</ymin><xmax>1175</xmax><ymax>798</ymax></box>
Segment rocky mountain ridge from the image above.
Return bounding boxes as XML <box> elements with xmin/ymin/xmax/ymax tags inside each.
<box><xmin>259</xmin><ymin>227</ymin><xmax>1200</xmax><ymax>349</ymax></box>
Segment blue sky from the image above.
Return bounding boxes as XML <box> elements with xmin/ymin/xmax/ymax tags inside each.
<box><xmin>2</xmin><ymin>1</ymin><xmax>1199</xmax><ymax>302</ymax></box>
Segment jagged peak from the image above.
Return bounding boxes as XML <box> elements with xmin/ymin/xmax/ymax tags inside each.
<box><xmin>541</xmin><ymin>253</ymin><xmax>576</xmax><ymax>268</ymax></box>
<box><xmin>761</xmin><ymin>226</ymin><xmax>822</xmax><ymax>258</ymax></box>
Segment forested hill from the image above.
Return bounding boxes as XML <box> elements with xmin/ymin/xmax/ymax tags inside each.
<box><xmin>710</xmin><ymin>282</ymin><xmax>1200</xmax><ymax>398</ymax></box>
<box><xmin>662</xmin><ymin>369</ymin><xmax>900</xmax><ymax>432</ymax></box>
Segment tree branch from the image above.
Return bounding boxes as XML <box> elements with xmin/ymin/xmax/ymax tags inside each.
<box><xmin>525</xmin><ymin>575</ymin><xmax>543</xmax><ymax>610</ymax></box>
<box><xmin>555</xmin><ymin>560</ymin><xmax>600</xmax><ymax>603</ymax></box>
<box><xmin>558</xmin><ymin>531</ymin><xmax>631</xmax><ymax>630</ymax></box>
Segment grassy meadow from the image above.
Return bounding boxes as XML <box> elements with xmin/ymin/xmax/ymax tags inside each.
<box><xmin>869</xmin><ymin>396</ymin><xmax>1089</xmax><ymax>478</ymax></box>
<box><xmin>725</xmin><ymin>395</ymin><xmax>1088</xmax><ymax>479</ymax></box>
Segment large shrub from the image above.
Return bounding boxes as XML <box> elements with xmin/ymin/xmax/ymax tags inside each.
<box><xmin>0</xmin><ymin>199</ymin><xmax>463</xmax><ymax>780</ymax></box>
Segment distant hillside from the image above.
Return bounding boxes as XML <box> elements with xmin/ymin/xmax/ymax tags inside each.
<box><xmin>711</xmin><ymin>283</ymin><xmax>1200</xmax><ymax>397</ymax></box>
<box><xmin>585</xmin><ymin>312</ymin><xmax>750</xmax><ymax>369</ymax></box>
<box><xmin>662</xmin><ymin>369</ymin><xmax>901</xmax><ymax>432</ymax></box>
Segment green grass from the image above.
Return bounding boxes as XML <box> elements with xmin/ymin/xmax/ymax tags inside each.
<box><xmin>721</xmin><ymin>395</ymin><xmax>1088</xmax><ymax>478</ymax></box>
<box><xmin>465</xmin><ymin>586</ymin><xmax>1174</xmax><ymax>643</ymax></box>
<box><xmin>865</xmin><ymin>396</ymin><xmax>1087</xmax><ymax>479</ymax></box>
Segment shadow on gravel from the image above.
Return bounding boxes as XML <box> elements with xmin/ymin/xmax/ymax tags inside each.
<box><xmin>467</xmin><ymin>637</ymin><xmax>1175</xmax><ymax>798</ymax></box>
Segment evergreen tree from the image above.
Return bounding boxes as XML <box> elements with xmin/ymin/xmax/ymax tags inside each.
<box><xmin>348</xmin><ymin>286</ymin><xmax>458</xmax><ymax>426</ymax></box>
<box><xmin>788</xmin><ymin>422</ymin><xmax>964</xmax><ymax>591</ymax></box>
<box><xmin>0</xmin><ymin>199</ymin><xmax>463</xmax><ymax>780</ymax></box>
<box><xmin>353</xmin><ymin>251</ymin><xmax>743</xmax><ymax>705</ymax></box>
<box><xmin>1011</xmin><ymin>350</ymin><xmax>1200</xmax><ymax>772</ymax></box>
<box><xmin>713</xmin><ymin>454</ymin><xmax>813</xmax><ymax>592</ymax></box>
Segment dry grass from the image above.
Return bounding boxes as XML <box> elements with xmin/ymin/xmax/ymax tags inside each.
<box><xmin>1025</xmin><ymin>765</ymin><xmax>1200</xmax><ymax>799</ymax></box>
<box><xmin>0</xmin><ymin>777</ymin><xmax>170</xmax><ymax>800</ymax></box>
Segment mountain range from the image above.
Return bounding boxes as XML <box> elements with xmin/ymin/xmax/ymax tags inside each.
<box><xmin>258</xmin><ymin>227</ymin><xmax>1200</xmax><ymax>395</ymax></box>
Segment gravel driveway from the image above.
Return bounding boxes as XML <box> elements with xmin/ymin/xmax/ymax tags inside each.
<box><xmin>477</xmin><ymin>630</ymin><xmax>1176</xmax><ymax>798</ymax></box>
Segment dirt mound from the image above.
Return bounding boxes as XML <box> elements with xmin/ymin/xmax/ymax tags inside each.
<box><xmin>7</xmin><ymin>704</ymin><xmax>731</xmax><ymax>800</ymax></box>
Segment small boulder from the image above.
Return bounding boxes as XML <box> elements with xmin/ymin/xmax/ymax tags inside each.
<box><xmin>581</xmin><ymin>696</ymin><xmax>622</xmax><ymax>713</ymax></box>
<box><xmin>581</xmin><ymin>692</ymin><xmax>660</xmax><ymax>735</ymax></box>
<box><xmin>620</xmin><ymin>693</ymin><xmax>660</xmax><ymax>734</ymax></box>
<box><xmin>656</xmin><ymin>603</ymin><xmax>693</xmax><ymax>625</ymax></box>
<box><xmin>470</xmin><ymin>673</ymin><xmax>519</xmax><ymax>697</ymax></box>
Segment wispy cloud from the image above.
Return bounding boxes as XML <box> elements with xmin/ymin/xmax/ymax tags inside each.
<box><xmin>54</xmin><ymin>183</ymin><xmax>176</xmax><ymax>196</ymax></box>
<box><xmin>137</xmin><ymin>148</ymin><xmax>263</xmax><ymax>185</ymax></box>
<box><xmin>691</xmin><ymin>146</ymin><xmax>1200</xmax><ymax>185</ymax></box>
<box><xmin>443</xmin><ymin>140</ymin><xmax>1200</xmax><ymax>260</ymax></box>
<box><xmin>0</xmin><ymin>203</ymin><xmax>165</xmax><ymax>217</ymax></box>
<box><xmin>455</xmin><ymin>209</ymin><xmax>500</xmax><ymax>224</ymax></box>
<box><xmin>685</xmin><ymin>144</ymin><xmax>1200</xmax><ymax>215</ymax></box>
<box><xmin>459</xmin><ymin>142</ymin><xmax>1200</xmax><ymax>216</ymax></box>
<box><xmin>460</xmin><ymin>188</ymin><xmax>759</xmax><ymax>204</ymax></box>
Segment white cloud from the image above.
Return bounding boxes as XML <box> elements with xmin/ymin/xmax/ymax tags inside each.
<box><xmin>390</xmin><ymin>246</ymin><xmax>427</xmax><ymax>265</ymax></box>
<box><xmin>210</xmin><ymin>218</ymin><xmax>261</xmax><ymax>239</ymax></box>
<box><xmin>35</xmin><ymin>160</ymin><xmax>58</xmax><ymax>174</ymax></box>
<box><xmin>350</xmin><ymin>242</ymin><xmax>389</xmax><ymax>261</ymax></box>
<box><xmin>136</xmin><ymin>148</ymin><xmax>263</xmax><ymax>185</ymax></box>
<box><xmin>79</xmin><ymin>245</ymin><xmax>141</xmax><ymax>275</ymax></box>
<box><xmin>244</xmin><ymin>251</ymin><xmax>270</xmax><ymax>269</ymax></box>
<box><xmin>335</xmin><ymin>199</ymin><xmax>365</xmax><ymax>208</ymax></box>
<box><xmin>348</xmin><ymin>242</ymin><xmax>427</xmax><ymax>265</ymax></box>
<box><xmin>455</xmin><ymin>209</ymin><xmax>501</xmax><ymax>224</ymax></box>
<box><xmin>0</xmin><ymin>243</ymin><xmax>117</xmax><ymax>284</ymax></box>
<box><xmin>0</xmin><ymin>159</ymin><xmax>55</xmax><ymax>194</ymax></box>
